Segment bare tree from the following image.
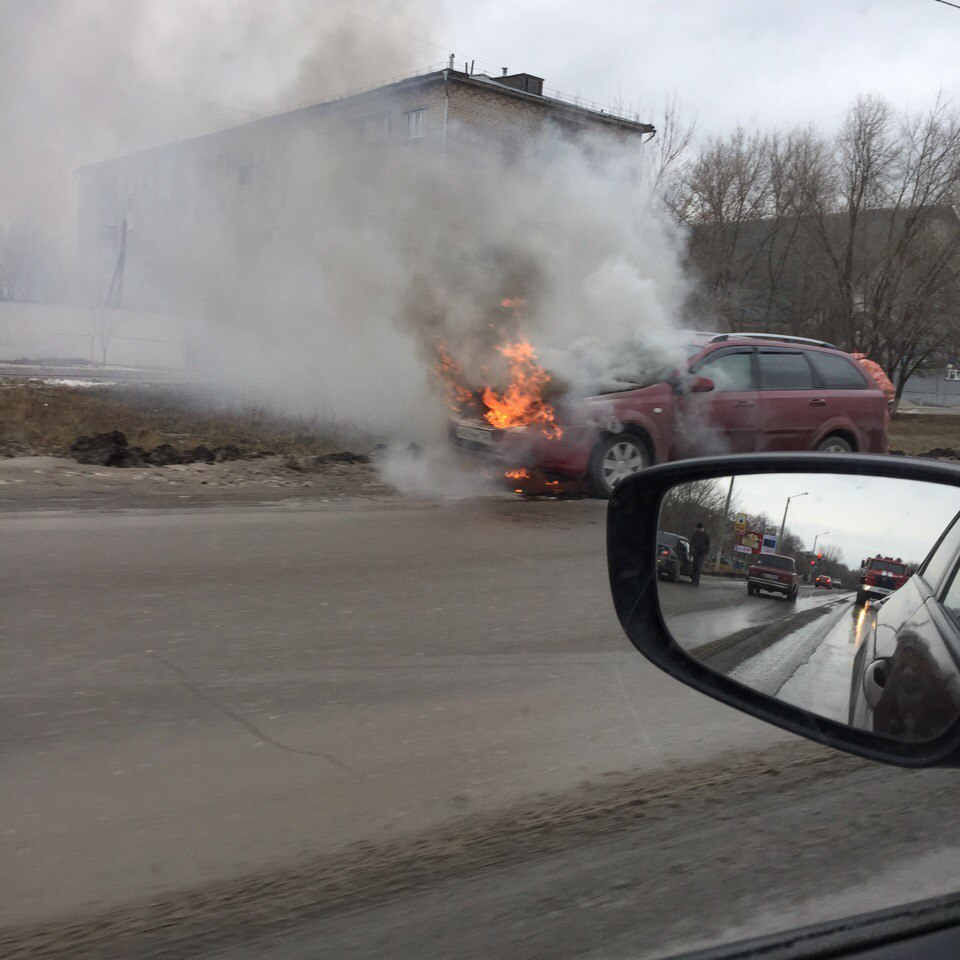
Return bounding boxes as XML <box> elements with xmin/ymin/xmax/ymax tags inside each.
<box><xmin>678</xmin><ymin>128</ymin><xmax>774</xmax><ymax>327</ymax></box>
<box><xmin>640</xmin><ymin>94</ymin><xmax>697</xmax><ymax>217</ymax></box>
<box><xmin>681</xmin><ymin>92</ymin><xmax>960</xmax><ymax>398</ymax></box>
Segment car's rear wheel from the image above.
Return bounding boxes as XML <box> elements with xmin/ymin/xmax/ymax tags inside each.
<box><xmin>817</xmin><ymin>435</ymin><xmax>853</xmax><ymax>453</ymax></box>
<box><xmin>587</xmin><ymin>433</ymin><xmax>650</xmax><ymax>498</ymax></box>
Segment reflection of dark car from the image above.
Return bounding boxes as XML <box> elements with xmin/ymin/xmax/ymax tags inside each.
<box><xmin>657</xmin><ymin>531</ymin><xmax>693</xmax><ymax>582</ymax></box>
<box><xmin>747</xmin><ymin>554</ymin><xmax>800</xmax><ymax>600</ymax></box>
<box><xmin>832</xmin><ymin>579</ymin><xmax>843</xmax><ymax>590</ymax></box>
<box><xmin>849</xmin><ymin>511</ymin><xmax>960</xmax><ymax>740</ymax></box>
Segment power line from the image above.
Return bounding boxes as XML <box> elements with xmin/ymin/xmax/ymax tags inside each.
<box><xmin>934</xmin><ymin>0</ymin><xmax>960</xmax><ymax>10</ymax></box>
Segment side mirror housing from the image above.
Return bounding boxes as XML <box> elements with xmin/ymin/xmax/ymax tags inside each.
<box><xmin>688</xmin><ymin>375</ymin><xmax>715</xmax><ymax>393</ymax></box>
<box><xmin>606</xmin><ymin>453</ymin><xmax>960</xmax><ymax>768</ymax></box>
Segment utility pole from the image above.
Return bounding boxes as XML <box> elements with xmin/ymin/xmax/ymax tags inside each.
<box><xmin>778</xmin><ymin>491</ymin><xmax>809</xmax><ymax>547</ymax></box>
<box><xmin>714</xmin><ymin>476</ymin><xmax>735</xmax><ymax>572</ymax></box>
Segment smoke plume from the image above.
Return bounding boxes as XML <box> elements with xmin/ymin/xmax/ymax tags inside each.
<box><xmin>3</xmin><ymin>3</ymin><xmax>694</xmax><ymax>494</ymax></box>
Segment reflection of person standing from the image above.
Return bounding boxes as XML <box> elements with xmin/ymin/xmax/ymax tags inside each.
<box><xmin>690</xmin><ymin>522</ymin><xmax>711</xmax><ymax>586</ymax></box>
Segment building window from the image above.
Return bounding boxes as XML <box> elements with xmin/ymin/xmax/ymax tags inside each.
<box><xmin>362</xmin><ymin>112</ymin><xmax>391</xmax><ymax>142</ymax></box>
<box><xmin>406</xmin><ymin>108</ymin><xmax>426</xmax><ymax>140</ymax></box>
<box><xmin>946</xmin><ymin>365</ymin><xmax>960</xmax><ymax>381</ymax></box>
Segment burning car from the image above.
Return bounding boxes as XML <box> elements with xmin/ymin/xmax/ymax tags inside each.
<box><xmin>442</xmin><ymin>328</ymin><xmax>889</xmax><ymax>498</ymax></box>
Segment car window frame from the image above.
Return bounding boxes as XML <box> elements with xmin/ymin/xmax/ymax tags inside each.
<box><xmin>755</xmin><ymin>347</ymin><xmax>817</xmax><ymax>392</ymax></box>
<box><xmin>691</xmin><ymin>346</ymin><xmax>758</xmax><ymax>392</ymax></box>
<box><xmin>806</xmin><ymin>348</ymin><xmax>871</xmax><ymax>390</ymax></box>
<box><xmin>920</xmin><ymin>509</ymin><xmax>960</xmax><ymax>594</ymax></box>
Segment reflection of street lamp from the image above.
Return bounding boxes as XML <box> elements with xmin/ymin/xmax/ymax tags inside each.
<box><xmin>811</xmin><ymin>531</ymin><xmax>829</xmax><ymax>557</ymax></box>
<box><xmin>777</xmin><ymin>492</ymin><xmax>809</xmax><ymax>546</ymax></box>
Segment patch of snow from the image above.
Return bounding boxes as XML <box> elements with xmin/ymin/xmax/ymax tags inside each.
<box><xmin>38</xmin><ymin>378</ymin><xmax>117</xmax><ymax>388</ymax></box>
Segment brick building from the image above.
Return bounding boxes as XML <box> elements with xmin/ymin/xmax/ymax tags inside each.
<box><xmin>77</xmin><ymin>65</ymin><xmax>654</xmax><ymax>314</ymax></box>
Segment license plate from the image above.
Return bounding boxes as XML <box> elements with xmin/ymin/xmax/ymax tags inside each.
<box><xmin>456</xmin><ymin>423</ymin><xmax>494</xmax><ymax>445</ymax></box>
<box><xmin>761</xmin><ymin>573</ymin><xmax>778</xmax><ymax>580</ymax></box>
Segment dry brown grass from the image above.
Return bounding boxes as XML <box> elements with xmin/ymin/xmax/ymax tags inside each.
<box><xmin>889</xmin><ymin>412</ymin><xmax>960</xmax><ymax>455</ymax></box>
<box><xmin>0</xmin><ymin>381</ymin><xmax>353</xmax><ymax>457</ymax></box>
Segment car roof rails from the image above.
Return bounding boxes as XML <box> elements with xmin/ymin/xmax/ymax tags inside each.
<box><xmin>708</xmin><ymin>332</ymin><xmax>839</xmax><ymax>349</ymax></box>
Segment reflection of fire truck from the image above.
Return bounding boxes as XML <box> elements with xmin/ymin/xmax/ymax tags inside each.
<box><xmin>856</xmin><ymin>555</ymin><xmax>911</xmax><ymax>607</ymax></box>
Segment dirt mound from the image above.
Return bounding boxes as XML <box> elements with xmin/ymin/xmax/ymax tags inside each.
<box><xmin>69</xmin><ymin>431</ymin><xmax>268</xmax><ymax>468</ymax></box>
<box><xmin>890</xmin><ymin>447</ymin><xmax>960</xmax><ymax>460</ymax></box>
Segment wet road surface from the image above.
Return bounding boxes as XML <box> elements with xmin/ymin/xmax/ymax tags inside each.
<box><xmin>3</xmin><ymin>500</ymin><xmax>958</xmax><ymax>959</ymax></box>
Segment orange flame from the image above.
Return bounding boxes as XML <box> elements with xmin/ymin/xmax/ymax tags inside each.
<box><xmin>500</xmin><ymin>297</ymin><xmax>525</xmax><ymax>309</ymax></box>
<box><xmin>505</xmin><ymin>468</ymin><xmax>530</xmax><ymax>480</ymax></box>
<box><xmin>481</xmin><ymin>338</ymin><xmax>561</xmax><ymax>438</ymax></box>
<box><xmin>435</xmin><ymin>343</ymin><xmax>474</xmax><ymax>412</ymax></box>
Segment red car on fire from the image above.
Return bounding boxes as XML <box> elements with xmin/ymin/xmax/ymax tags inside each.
<box><xmin>449</xmin><ymin>332</ymin><xmax>889</xmax><ymax>497</ymax></box>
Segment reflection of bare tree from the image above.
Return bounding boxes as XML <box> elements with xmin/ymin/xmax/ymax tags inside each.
<box><xmin>659</xmin><ymin>479</ymin><xmax>736</xmax><ymax>541</ymax></box>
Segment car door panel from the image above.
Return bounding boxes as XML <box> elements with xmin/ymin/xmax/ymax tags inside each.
<box><xmin>676</xmin><ymin>349</ymin><xmax>758</xmax><ymax>456</ymax></box>
<box><xmin>755</xmin><ymin>349</ymin><xmax>823</xmax><ymax>451</ymax></box>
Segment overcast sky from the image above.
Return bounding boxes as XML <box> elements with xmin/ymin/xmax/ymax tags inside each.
<box><xmin>444</xmin><ymin>0</ymin><xmax>960</xmax><ymax>136</ymax></box>
<box><xmin>704</xmin><ymin>472</ymin><xmax>960</xmax><ymax>567</ymax></box>
<box><xmin>6</xmin><ymin>1</ymin><xmax>960</xmax><ymax>230</ymax></box>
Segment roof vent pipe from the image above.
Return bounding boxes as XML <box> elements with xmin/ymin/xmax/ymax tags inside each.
<box><xmin>502</xmin><ymin>67</ymin><xmax>508</xmax><ymax>76</ymax></box>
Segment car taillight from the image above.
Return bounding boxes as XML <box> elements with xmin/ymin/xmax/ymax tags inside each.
<box><xmin>660</xmin><ymin>549</ymin><xmax>670</xmax><ymax>556</ymax></box>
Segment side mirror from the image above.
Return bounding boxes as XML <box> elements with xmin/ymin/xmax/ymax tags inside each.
<box><xmin>606</xmin><ymin>453</ymin><xmax>960</xmax><ymax>767</ymax></box>
<box><xmin>688</xmin><ymin>375</ymin><xmax>715</xmax><ymax>393</ymax></box>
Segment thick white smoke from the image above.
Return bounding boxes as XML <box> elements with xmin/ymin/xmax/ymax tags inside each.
<box><xmin>181</xmin><ymin>125</ymin><xmax>692</xmax><ymax>445</ymax></box>
<box><xmin>4</xmin><ymin>3</ymin><xmax>695</xmax><ymax>496</ymax></box>
<box><xmin>0</xmin><ymin>0</ymin><xmax>434</xmax><ymax>229</ymax></box>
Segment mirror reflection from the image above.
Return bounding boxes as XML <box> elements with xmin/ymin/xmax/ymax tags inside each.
<box><xmin>658</xmin><ymin>473</ymin><xmax>960</xmax><ymax>742</ymax></box>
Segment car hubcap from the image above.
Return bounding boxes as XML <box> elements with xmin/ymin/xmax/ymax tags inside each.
<box><xmin>821</xmin><ymin>440</ymin><xmax>848</xmax><ymax>453</ymax></box>
<box><xmin>601</xmin><ymin>441</ymin><xmax>645</xmax><ymax>489</ymax></box>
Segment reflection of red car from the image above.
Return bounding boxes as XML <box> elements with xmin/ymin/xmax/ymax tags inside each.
<box><xmin>747</xmin><ymin>554</ymin><xmax>800</xmax><ymax>601</ymax></box>
<box><xmin>450</xmin><ymin>332</ymin><xmax>888</xmax><ymax>497</ymax></box>
<box><xmin>815</xmin><ymin>575</ymin><xmax>832</xmax><ymax>589</ymax></box>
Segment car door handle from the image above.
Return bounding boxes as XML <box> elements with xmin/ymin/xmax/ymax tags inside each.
<box><xmin>734</xmin><ymin>400</ymin><xmax>754</xmax><ymax>407</ymax></box>
<box><xmin>863</xmin><ymin>658</ymin><xmax>890</xmax><ymax>710</ymax></box>
<box><xmin>809</xmin><ymin>398</ymin><xmax>827</xmax><ymax>406</ymax></box>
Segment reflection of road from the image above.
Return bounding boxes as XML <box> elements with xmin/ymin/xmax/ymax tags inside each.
<box><xmin>730</xmin><ymin>599</ymin><xmax>858</xmax><ymax>724</ymax></box>
<box><xmin>661</xmin><ymin>577</ymin><xmax>843</xmax><ymax>649</ymax></box>
<box><xmin>660</xmin><ymin>578</ymin><xmax>859</xmax><ymax>724</ymax></box>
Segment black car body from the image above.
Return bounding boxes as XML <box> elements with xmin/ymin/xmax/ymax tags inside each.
<box><xmin>657</xmin><ymin>531</ymin><xmax>693</xmax><ymax>582</ymax></box>
<box><xmin>849</xmin><ymin>511</ymin><xmax>960</xmax><ymax>740</ymax></box>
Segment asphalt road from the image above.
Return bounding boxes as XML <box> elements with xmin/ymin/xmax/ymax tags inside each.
<box><xmin>3</xmin><ymin>499</ymin><xmax>959</xmax><ymax>959</ymax></box>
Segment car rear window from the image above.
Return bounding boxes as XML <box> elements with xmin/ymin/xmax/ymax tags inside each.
<box><xmin>659</xmin><ymin>532</ymin><xmax>679</xmax><ymax>547</ymax></box>
<box><xmin>807</xmin><ymin>351</ymin><xmax>870</xmax><ymax>389</ymax></box>
<box><xmin>756</xmin><ymin>555</ymin><xmax>795</xmax><ymax>571</ymax></box>
<box><xmin>758</xmin><ymin>351</ymin><xmax>814</xmax><ymax>390</ymax></box>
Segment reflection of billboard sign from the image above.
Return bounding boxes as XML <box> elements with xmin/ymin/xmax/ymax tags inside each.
<box><xmin>735</xmin><ymin>529</ymin><xmax>762</xmax><ymax>555</ymax></box>
<box><xmin>761</xmin><ymin>533</ymin><xmax>778</xmax><ymax>554</ymax></box>
<box><xmin>734</xmin><ymin>513</ymin><xmax>747</xmax><ymax>531</ymax></box>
